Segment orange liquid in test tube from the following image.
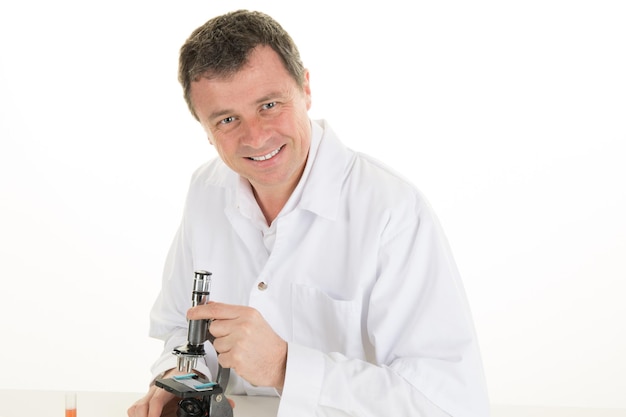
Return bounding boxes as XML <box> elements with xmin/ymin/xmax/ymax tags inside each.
<box><xmin>65</xmin><ymin>392</ymin><xmax>77</xmax><ymax>417</ymax></box>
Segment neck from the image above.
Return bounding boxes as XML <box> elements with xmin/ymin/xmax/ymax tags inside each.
<box><xmin>249</xmin><ymin>150</ymin><xmax>309</xmax><ymax>225</ymax></box>
<box><xmin>252</xmin><ymin>186</ymin><xmax>291</xmax><ymax>225</ymax></box>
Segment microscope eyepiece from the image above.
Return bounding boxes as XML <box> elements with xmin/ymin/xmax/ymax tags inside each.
<box><xmin>174</xmin><ymin>270</ymin><xmax>213</xmax><ymax>373</ymax></box>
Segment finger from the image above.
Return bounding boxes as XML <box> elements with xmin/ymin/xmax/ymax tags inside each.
<box><xmin>128</xmin><ymin>396</ymin><xmax>153</xmax><ymax>417</ymax></box>
<box><xmin>128</xmin><ymin>386</ymin><xmax>157</xmax><ymax>417</ymax></box>
<box><xmin>207</xmin><ymin>316</ymin><xmax>237</xmax><ymax>339</ymax></box>
<box><xmin>159</xmin><ymin>393</ymin><xmax>180</xmax><ymax>417</ymax></box>
<box><xmin>211</xmin><ymin>330</ymin><xmax>235</xmax><ymax>354</ymax></box>
<box><xmin>216</xmin><ymin>350</ymin><xmax>233</xmax><ymax>372</ymax></box>
<box><xmin>214</xmin><ymin>348</ymin><xmax>243</xmax><ymax>371</ymax></box>
<box><xmin>187</xmin><ymin>302</ymin><xmax>244</xmax><ymax>321</ymax></box>
<box><xmin>128</xmin><ymin>402</ymin><xmax>141</xmax><ymax>417</ymax></box>
<box><xmin>145</xmin><ymin>387</ymin><xmax>176</xmax><ymax>417</ymax></box>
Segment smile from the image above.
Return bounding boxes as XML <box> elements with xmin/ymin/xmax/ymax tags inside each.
<box><xmin>248</xmin><ymin>145</ymin><xmax>284</xmax><ymax>161</ymax></box>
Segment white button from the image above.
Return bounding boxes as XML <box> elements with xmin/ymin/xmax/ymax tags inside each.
<box><xmin>257</xmin><ymin>282</ymin><xmax>268</xmax><ymax>291</ymax></box>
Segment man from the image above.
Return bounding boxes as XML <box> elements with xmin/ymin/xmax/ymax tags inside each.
<box><xmin>128</xmin><ymin>9</ymin><xmax>489</xmax><ymax>417</ymax></box>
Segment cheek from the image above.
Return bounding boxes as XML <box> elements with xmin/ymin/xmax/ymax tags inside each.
<box><xmin>211</xmin><ymin>139</ymin><xmax>235</xmax><ymax>162</ymax></box>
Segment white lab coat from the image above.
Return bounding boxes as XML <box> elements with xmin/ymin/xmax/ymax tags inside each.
<box><xmin>149</xmin><ymin>120</ymin><xmax>490</xmax><ymax>416</ymax></box>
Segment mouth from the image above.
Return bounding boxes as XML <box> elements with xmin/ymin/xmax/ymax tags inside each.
<box><xmin>247</xmin><ymin>145</ymin><xmax>284</xmax><ymax>161</ymax></box>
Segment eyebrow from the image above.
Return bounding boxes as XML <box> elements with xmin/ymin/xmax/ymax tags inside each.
<box><xmin>208</xmin><ymin>108</ymin><xmax>235</xmax><ymax>121</ymax></box>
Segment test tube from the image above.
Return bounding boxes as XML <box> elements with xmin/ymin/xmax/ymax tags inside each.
<box><xmin>65</xmin><ymin>392</ymin><xmax>77</xmax><ymax>417</ymax></box>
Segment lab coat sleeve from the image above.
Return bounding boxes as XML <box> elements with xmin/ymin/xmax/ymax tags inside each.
<box><xmin>278</xmin><ymin>200</ymin><xmax>489</xmax><ymax>417</ymax></box>
<box><xmin>280</xmin><ymin>345</ymin><xmax>452</xmax><ymax>417</ymax></box>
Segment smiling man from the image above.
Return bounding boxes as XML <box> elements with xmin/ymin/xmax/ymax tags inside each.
<box><xmin>128</xmin><ymin>9</ymin><xmax>489</xmax><ymax>417</ymax></box>
<box><xmin>190</xmin><ymin>44</ymin><xmax>312</xmax><ymax>223</ymax></box>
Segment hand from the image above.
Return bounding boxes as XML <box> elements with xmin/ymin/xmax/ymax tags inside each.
<box><xmin>127</xmin><ymin>369</ymin><xmax>179</xmax><ymax>417</ymax></box>
<box><xmin>188</xmin><ymin>302</ymin><xmax>287</xmax><ymax>390</ymax></box>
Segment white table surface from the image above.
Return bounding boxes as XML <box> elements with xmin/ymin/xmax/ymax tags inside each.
<box><xmin>0</xmin><ymin>390</ymin><xmax>279</xmax><ymax>417</ymax></box>
<box><xmin>1</xmin><ymin>390</ymin><xmax>624</xmax><ymax>416</ymax></box>
<box><xmin>490</xmin><ymin>404</ymin><xmax>626</xmax><ymax>417</ymax></box>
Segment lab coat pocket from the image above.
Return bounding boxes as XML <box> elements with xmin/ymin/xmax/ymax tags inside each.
<box><xmin>291</xmin><ymin>283</ymin><xmax>363</xmax><ymax>356</ymax></box>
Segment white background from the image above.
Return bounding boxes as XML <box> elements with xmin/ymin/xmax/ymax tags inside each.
<box><xmin>1</xmin><ymin>0</ymin><xmax>624</xmax><ymax>409</ymax></box>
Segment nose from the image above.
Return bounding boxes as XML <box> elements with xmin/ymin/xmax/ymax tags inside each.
<box><xmin>241</xmin><ymin>116</ymin><xmax>270</xmax><ymax>149</ymax></box>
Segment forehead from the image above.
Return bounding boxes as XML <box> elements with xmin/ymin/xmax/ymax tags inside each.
<box><xmin>189</xmin><ymin>46</ymin><xmax>297</xmax><ymax>117</ymax></box>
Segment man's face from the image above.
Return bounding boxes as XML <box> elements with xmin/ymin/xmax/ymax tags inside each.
<box><xmin>189</xmin><ymin>45</ymin><xmax>312</xmax><ymax>197</ymax></box>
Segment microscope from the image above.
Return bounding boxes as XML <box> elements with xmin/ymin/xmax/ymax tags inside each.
<box><xmin>156</xmin><ymin>270</ymin><xmax>233</xmax><ymax>417</ymax></box>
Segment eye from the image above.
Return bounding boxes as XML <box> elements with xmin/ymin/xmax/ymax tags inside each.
<box><xmin>219</xmin><ymin>116</ymin><xmax>235</xmax><ymax>125</ymax></box>
<box><xmin>262</xmin><ymin>102</ymin><xmax>277</xmax><ymax>110</ymax></box>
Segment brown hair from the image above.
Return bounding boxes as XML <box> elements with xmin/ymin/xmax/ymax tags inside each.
<box><xmin>179</xmin><ymin>10</ymin><xmax>306</xmax><ymax>120</ymax></box>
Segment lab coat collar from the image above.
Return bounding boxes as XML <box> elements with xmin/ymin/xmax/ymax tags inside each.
<box><xmin>297</xmin><ymin>119</ymin><xmax>354</xmax><ymax>221</ymax></box>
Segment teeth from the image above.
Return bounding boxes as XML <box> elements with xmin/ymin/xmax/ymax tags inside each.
<box><xmin>249</xmin><ymin>146</ymin><xmax>282</xmax><ymax>161</ymax></box>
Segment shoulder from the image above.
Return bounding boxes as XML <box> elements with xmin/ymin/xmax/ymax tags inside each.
<box><xmin>189</xmin><ymin>157</ymin><xmax>232</xmax><ymax>187</ymax></box>
<box><xmin>348</xmin><ymin>152</ymin><xmax>428</xmax><ymax>210</ymax></box>
<box><xmin>182</xmin><ymin>158</ymin><xmax>236</xmax><ymax>211</ymax></box>
<box><xmin>191</xmin><ymin>157</ymin><xmax>229</xmax><ymax>182</ymax></box>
